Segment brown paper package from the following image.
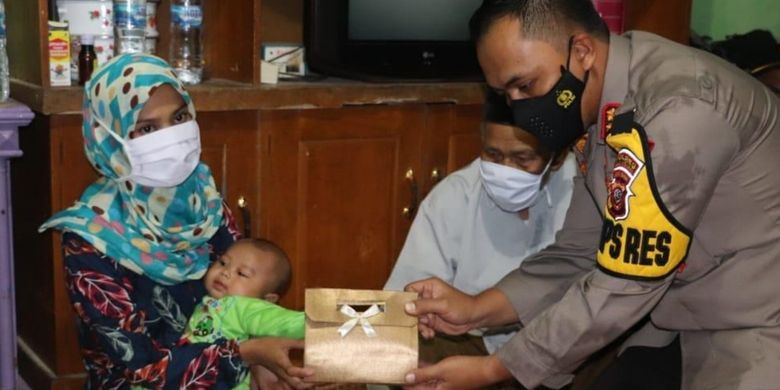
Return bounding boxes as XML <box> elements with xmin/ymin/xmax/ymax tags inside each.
<box><xmin>304</xmin><ymin>288</ymin><xmax>418</xmax><ymax>384</ymax></box>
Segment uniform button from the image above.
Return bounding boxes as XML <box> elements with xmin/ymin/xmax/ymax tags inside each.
<box><xmin>701</xmin><ymin>77</ymin><xmax>713</xmax><ymax>89</ymax></box>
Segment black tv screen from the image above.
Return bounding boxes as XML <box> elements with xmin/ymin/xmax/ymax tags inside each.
<box><xmin>305</xmin><ymin>0</ymin><xmax>484</xmax><ymax>81</ymax></box>
<box><xmin>348</xmin><ymin>0</ymin><xmax>478</xmax><ymax>42</ymax></box>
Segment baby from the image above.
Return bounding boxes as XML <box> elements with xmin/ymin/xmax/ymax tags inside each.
<box><xmin>182</xmin><ymin>238</ymin><xmax>304</xmax><ymax>388</ymax></box>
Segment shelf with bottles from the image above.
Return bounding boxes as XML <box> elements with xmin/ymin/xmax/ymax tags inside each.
<box><xmin>11</xmin><ymin>75</ymin><xmax>486</xmax><ymax>114</ymax></box>
<box><xmin>5</xmin><ymin>0</ymin><xmax>262</xmax><ymax>95</ymax></box>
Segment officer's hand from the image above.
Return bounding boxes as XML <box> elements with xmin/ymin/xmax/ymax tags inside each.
<box><xmin>403</xmin><ymin>355</ymin><xmax>512</xmax><ymax>390</ymax></box>
<box><xmin>404</xmin><ymin>278</ymin><xmax>479</xmax><ymax>339</ymax></box>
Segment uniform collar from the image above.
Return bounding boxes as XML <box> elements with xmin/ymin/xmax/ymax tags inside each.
<box><xmin>596</xmin><ymin>33</ymin><xmax>631</xmax><ymax>143</ymax></box>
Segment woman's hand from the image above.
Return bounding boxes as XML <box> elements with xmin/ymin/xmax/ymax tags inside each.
<box><xmin>250</xmin><ymin>365</ymin><xmax>291</xmax><ymax>390</ymax></box>
<box><xmin>239</xmin><ymin>337</ymin><xmax>314</xmax><ymax>389</ymax></box>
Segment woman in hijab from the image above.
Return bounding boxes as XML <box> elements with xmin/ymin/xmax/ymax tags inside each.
<box><xmin>40</xmin><ymin>53</ymin><xmax>311</xmax><ymax>389</ymax></box>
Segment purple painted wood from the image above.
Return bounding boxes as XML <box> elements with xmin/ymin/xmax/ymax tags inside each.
<box><xmin>0</xmin><ymin>100</ymin><xmax>33</xmax><ymax>390</ymax></box>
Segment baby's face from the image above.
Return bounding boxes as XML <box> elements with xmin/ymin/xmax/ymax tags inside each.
<box><xmin>204</xmin><ymin>242</ymin><xmax>279</xmax><ymax>300</ymax></box>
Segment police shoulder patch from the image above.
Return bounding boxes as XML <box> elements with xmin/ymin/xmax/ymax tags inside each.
<box><xmin>597</xmin><ymin>111</ymin><xmax>692</xmax><ymax>280</ymax></box>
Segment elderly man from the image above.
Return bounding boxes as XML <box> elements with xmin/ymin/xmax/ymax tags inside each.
<box><xmin>386</xmin><ymin>92</ymin><xmax>575</xmax><ymax>364</ymax></box>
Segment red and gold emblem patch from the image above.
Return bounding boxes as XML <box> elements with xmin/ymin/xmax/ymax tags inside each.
<box><xmin>606</xmin><ymin>148</ymin><xmax>644</xmax><ymax>221</ymax></box>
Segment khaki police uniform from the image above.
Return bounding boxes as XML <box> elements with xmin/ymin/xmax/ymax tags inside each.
<box><xmin>494</xmin><ymin>31</ymin><xmax>780</xmax><ymax>389</ymax></box>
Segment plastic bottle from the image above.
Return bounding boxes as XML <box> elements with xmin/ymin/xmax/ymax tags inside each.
<box><xmin>0</xmin><ymin>0</ymin><xmax>10</xmax><ymax>102</ymax></box>
<box><xmin>114</xmin><ymin>0</ymin><xmax>147</xmax><ymax>54</ymax></box>
<box><xmin>79</xmin><ymin>35</ymin><xmax>98</xmax><ymax>85</ymax></box>
<box><xmin>169</xmin><ymin>0</ymin><xmax>203</xmax><ymax>84</ymax></box>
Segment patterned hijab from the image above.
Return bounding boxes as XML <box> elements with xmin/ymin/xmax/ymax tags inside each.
<box><xmin>40</xmin><ymin>53</ymin><xmax>224</xmax><ymax>285</ymax></box>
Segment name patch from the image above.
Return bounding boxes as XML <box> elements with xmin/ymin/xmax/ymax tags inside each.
<box><xmin>597</xmin><ymin>112</ymin><xmax>692</xmax><ymax>280</ymax></box>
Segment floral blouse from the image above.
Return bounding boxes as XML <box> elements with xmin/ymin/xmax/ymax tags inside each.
<box><xmin>62</xmin><ymin>210</ymin><xmax>246</xmax><ymax>389</ymax></box>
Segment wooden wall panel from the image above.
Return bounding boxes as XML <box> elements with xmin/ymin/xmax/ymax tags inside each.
<box><xmin>6</xmin><ymin>0</ymin><xmax>48</xmax><ymax>85</ymax></box>
<box><xmin>261</xmin><ymin>0</ymin><xmax>304</xmax><ymax>44</ymax></box>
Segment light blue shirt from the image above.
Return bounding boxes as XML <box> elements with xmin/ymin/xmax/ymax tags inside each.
<box><xmin>385</xmin><ymin>156</ymin><xmax>576</xmax><ymax>353</ymax></box>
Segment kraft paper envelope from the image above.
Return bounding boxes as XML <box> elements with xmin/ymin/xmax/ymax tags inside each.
<box><xmin>304</xmin><ymin>288</ymin><xmax>418</xmax><ymax>384</ymax></box>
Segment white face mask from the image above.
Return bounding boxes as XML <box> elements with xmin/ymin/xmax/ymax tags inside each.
<box><xmin>479</xmin><ymin>158</ymin><xmax>551</xmax><ymax>212</ymax></box>
<box><xmin>108</xmin><ymin>120</ymin><xmax>202</xmax><ymax>187</ymax></box>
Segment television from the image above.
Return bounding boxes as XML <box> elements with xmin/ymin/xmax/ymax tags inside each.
<box><xmin>304</xmin><ymin>0</ymin><xmax>484</xmax><ymax>81</ymax></box>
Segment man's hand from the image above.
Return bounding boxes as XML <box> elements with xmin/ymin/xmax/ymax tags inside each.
<box><xmin>406</xmin><ymin>278</ymin><xmax>520</xmax><ymax>339</ymax></box>
<box><xmin>403</xmin><ymin>355</ymin><xmax>512</xmax><ymax>389</ymax></box>
<box><xmin>404</xmin><ymin>278</ymin><xmax>481</xmax><ymax>339</ymax></box>
<box><xmin>239</xmin><ymin>338</ymin><xmax>315</xmax><ymax>389</ymax></box>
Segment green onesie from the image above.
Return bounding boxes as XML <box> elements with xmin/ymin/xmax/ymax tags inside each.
<box><xmin>184</xmin><ymin>295</ymin><xmax>305</xmax><ymax>389</ymax></box>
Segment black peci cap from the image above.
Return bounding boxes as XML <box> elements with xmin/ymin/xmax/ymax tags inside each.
<box><xmin>483</xmin><ymin>89</ymin><xmax>514</xmax><ymax>126</ymax></box>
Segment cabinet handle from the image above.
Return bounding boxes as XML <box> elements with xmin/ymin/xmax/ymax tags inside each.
<box><xmin>431</xmin><ymin>168</ymin><xmax>442</xmax><ymax>184</ymax></box>
<box><xmin>237</xmin><ymin>196</ymin><xmax>252</xmax><ymax>238</ymax></box>
<box><xmin>403</xmin><ymin>168</ymin><xmax>418</xmax><ymax>220</ymax></box>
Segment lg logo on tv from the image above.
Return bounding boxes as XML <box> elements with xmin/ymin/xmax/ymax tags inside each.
<box><xmin>422</xmin><ymin>51</ymin><xmax>436</xmax><ymax>66</ymax></box>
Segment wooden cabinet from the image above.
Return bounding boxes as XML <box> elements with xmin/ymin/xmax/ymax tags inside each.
<box><xmin>260</xmin><ymin>106</ymin><xmax>423</xmax><ymax>308</ymax></box>
<box><xmin>259</xmin><ymin>104</ymin><xmax>482</xmax><ymax>309</ymax></box>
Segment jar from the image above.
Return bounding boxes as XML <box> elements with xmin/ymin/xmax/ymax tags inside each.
<box><xmin>144</xmin><ymin>0</ymin><xmax>159</xmax><ymax>55</ymax></box>
<box><xmin>94</xmin><ymin>35</ymin><xmax>116</xmax><ymax>66</ymax></box>
<box><xmin>145</xmin><ymin>0</ymin><xmax>158</xmax><ymax>37</ymax></box>
<box><xmin>56</xmin><ymin>0</ymin><xmax>114</xmax><ymax>37</ymax></box>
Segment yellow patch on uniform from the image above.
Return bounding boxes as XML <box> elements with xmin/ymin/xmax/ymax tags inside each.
<box><xmin>597</xmin><ymin>112</ymin><xmax>692</xmax><ymax>280</ymax></box>
<box><xmin>175</xmin><ymin>241</ymin><xmax>190</xmax><ymax>251</ymax></box>
<box><xmin>131</xmin><ymin>237</ymin><xmax>151</xmax><ymax>252</ymax></box>
<box><xmin>88</xmin><ymin>223</ymin><xmax>103</xmax><ymax>233</ymax></box>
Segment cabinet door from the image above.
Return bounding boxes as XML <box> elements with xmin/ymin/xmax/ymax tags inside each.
<box><xmin>423</xmin><ymin>104</ymin><xmax>483</xmax><ymax>193</ymax></box>
<box><xmin>260</xmin><ymin>106</ymin><xmax>424</xmax><ymax>309</ymax></box>
<box><xmin>198</xmin><ymin>111</ymin><xmax>260</xmax><ymax>238</ymax></box>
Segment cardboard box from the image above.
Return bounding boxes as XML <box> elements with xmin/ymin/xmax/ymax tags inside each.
<box><xmin>48</xmin><ymin>21</ymin><xmax>71</xmax><ymax>87</ymax></box>
<box><xmin>304</xmin><ymin>288</ymin><xmax>418</xmax><ymax>384</ymax></box>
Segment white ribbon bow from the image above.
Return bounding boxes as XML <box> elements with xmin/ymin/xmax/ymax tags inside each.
<box><xmin>337</xmin><ymin>304</ymin><xmax>381</xmax><ymax>338</ymax></box>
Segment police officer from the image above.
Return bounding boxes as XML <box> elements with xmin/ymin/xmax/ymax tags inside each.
<box><xmin>402</xmin><ymin>0</ymin><xmax>780</xmax><ymax>389</ymax></box>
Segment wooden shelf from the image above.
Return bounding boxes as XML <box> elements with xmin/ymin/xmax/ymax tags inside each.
<box><xmin>11</xmin><ymin>77</ymin><xmax>486</xmax><ymax>115</ymax></box>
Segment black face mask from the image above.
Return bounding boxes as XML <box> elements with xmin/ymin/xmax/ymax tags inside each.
<box><xmin>510</xmin><ymin>38</ymin><xmax>589</xmax><ymax>152</ymax></box>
